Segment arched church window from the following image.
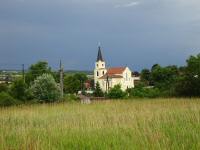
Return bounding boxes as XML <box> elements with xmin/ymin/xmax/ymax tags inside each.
<box><xmin>97</xmin><ymin>71</ymin><xmax>99</xmax><ymax>76</ymax></box>
<box><xmin>103</xmin><ymin>71</ymin><xmax>104</xmax><ymax>75</ymax></box>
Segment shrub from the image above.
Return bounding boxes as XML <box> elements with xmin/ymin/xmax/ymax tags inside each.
<box><xmin>107</xmin><ymin>84</ymin><xmax>127</xmax><ymax>99</ymax></box>
<box><xmin>128</xmin><ymin>87</ymin><xmax>161</xmax><ymax>98</ymax></box>
<box><xmin>29</xmin><ymin>74</ymin><xmax>60</xmax><ymax>102</ymax></box>
<box><xmin>0</xmin><ymin>92</ymin><xmax>20</xmax><ymax>107</ymax></box>
<box><xmin>10</xmin><ymin>79</ymin><xmax>27</xmax><ymax>101</ymax></box>
<box><xmin>0</xmin><ymin>83</ymin><xmax>9</xmax><ymax>93</ymax></box>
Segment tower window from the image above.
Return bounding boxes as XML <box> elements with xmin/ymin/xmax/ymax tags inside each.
<box><xmin>103</xmin><ymin>71</ymin><xmax>104</xmax><ymax>75</ymax></box>
<box><xmin>102</xmin><ymin>64</ymin><xmax>104</xmax><ymax>67</ymax></box>
<box><xmin>97</xmin><ymin>64</ymin><xmax>98</xmax><ymax>67</ymax></box>
<box><xmin>97</xmin><ymin>71</ymin><xmax>99</xmax><ymax>76</ymax></box>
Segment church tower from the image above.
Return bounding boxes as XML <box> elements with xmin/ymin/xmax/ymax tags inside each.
<box><xmin>94</xmin><ymin>46</ymin><xmax>107</xmax><ymax>86</ymax></box>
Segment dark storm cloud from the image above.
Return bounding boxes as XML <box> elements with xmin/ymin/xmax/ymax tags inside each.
<box><xmin>0</xmin><ymin>0</ymin><xmax>200</xmax><ymax>71</ymax></box>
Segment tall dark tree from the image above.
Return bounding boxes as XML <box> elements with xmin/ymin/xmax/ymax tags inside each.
<box><xmin>93</xmin><ymin>82</ymin><xmax>104</xmax><ymax>97</ymax></box>
<box><xmin>64</xmin><ymin>73</ymin><xmax>88</xmax><ymax>94</ymax></box>
<box><xmin>175</xmin><ymin>54</ymin><xmax>200</xmax><ymax>96</ymax></box>
<box><xmin>64</xmin><ymin>75</ymin><xmax>80</xmax><ymax>94</ymax></box>
<box><xmin>141</xmin><ymin>69</ymin><xmax>151</xmax><ymax>84</ymax></box>
<box><xmin>25</xmin><ymin>61</ymin><xmax>52</xmax><ymax>85</ymax></box>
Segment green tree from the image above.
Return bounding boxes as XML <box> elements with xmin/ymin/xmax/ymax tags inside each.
<box><xmin>64</xmin><ymin>73</ymin><xmax>88</xmax><ymax>94</ymax></box>
<box><xmin>141</xmin><ymin>69</ymin><xmax>151</xmax><ymax>85</ymax></box>
<box><xmin>30</xmin><ymin>74</ymin><xmax>60</xmax><ymax>102</ymax></box>
<box><xmin>151</xmin><ymin>64</ymin><xmax>160</xmax><ymax>72</ymax></box>
<box><xmin>107</xmin><ymin>84</ymin><xmax>126</xmax><ymax>99</ymax></box>
<box><xmin>74</xmin><ymin>73</ymin><xmax>88</xmax><ymax>91</ymax></box>
<box><xmin>151</xmin><ymin>65</ymin><xmax>178</xmax><ymax>90</ymax></box>
<box><xmin>175</xmin><ymin>54</ymin><xmax>200</xmax><ymax>96</ymax></box>
<box><xmin>26</xmin><ymin>61</ymin><xmax>52</xmax><ymax>85</ymax></box>
<box><xmin>93</xmin><ymin>82</ymin><xmax>104</xmax><ymax>97</ymax></box>
<box><xmin>64</xmin><ymin>75</ymin><xmax>80</xmax><ymax>94</ymax></box>
<box><xmin>10</xmin><ymin>79</ymin><xmax>27</xmax><ymax>101</ymax></box>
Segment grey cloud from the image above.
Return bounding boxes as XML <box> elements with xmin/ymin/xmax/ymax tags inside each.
<box><xmin>0</xmin><ymin>0</ymin><xmax>200</xmax><ymax>71</ymax></box>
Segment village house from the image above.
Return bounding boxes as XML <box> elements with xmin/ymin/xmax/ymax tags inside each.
<box><xmin>94</xmin><ymin>46</ymin><xmax>140</xmax><ymax>92</ymax></box>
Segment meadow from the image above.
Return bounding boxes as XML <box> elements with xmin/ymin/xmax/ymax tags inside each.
<box><xmin>0</xmin><ymin>99</ymin><xmax>200</xmax><ymax>150</ymax></box>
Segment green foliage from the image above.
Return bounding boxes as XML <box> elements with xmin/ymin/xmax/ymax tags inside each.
<box><xmin>107</xmin><ymin>84</ymin><xmax>127</xmax><ymax>99</ymax></box>
<box><xmin>0</xmin><ymin>92</ymin><xmax>20</xmax><ymax>107</ymax></box>
<box><xmin>26</xmin><ymin>61</ymin><xmax>52</xmax><ymax>85</ymax></box>
<box><xmin>151</xmin><ymin>65</ymin><xmax>178</xmax><ymax>89</ymax></box>
<box><xmin>93</xmin><ymin>82</ymin><xmax>104</xmax><ymax>97</ymax></box>
<box><xmin>141</xmin><ymin>69</ymin><xmax>151</xmax><ymax>83</ymax></box>
<box><xmin>128</xmin><ymin>87</ymin><xmax>161</xmax><ymax>98</ymax></box>
<box><xmin>175</xmin><ymin>54</ymin><xmax>200</xmax><ymax>97</ymax></box>
<box><xmin>29</xmin><ymin>74</ymin><xmax>60</xmax><ymax>102</ymax></box>
<box><xmin>0</xmin><ymin>83</ymin><xmax>8</xmax><ymax>93</ymax></box>
<box><xmin>64</xmin><ymin>75</ymin><xmax>81</xmax><ymax>94</ymax></box>
<box><xmin>64</xmin><ymin>73</ymin><xmax>88</xmax><ymax>94</ymax></box>
<box><xmin>10</xmin><ymin>79</ymin><xmax>27</xmax><ymax>101</ymax></box>
<box><xmin>63</xmin><ymin>94</ymin><xmax>80</xmax><ymax>102</ymax></box>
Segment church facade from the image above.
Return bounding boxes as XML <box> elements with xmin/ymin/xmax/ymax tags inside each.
<box><xmin>94</xmin><ymin>46</ymin><xmax>139</xmax><ymax>92</ymax></box>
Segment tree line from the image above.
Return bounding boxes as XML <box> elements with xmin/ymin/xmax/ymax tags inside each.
<box><xmin>0</xmin><ymin>53</ymin><xmax>199</xmax><ymax>106</ymax></box>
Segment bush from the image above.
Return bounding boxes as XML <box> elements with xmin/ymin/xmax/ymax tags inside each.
<box><xmin>0</xmin><ymin>83</ymin><xmax>9</xmax><ymax>93</ymax></box>
<box><xmin>0</xmin><ymin>92</ymin><xmax>20</xmax><ymax>107</ymax></box>
<box><xmin>107</xmin><ymin>85</ymin><xmax>127</xmax><ymax>99</ymax></box>
<box><xmin>128</xmin><ymin>87</ymin><xmax>161</xmax><ymax>98</ymax></box>
<box><xmin>29</xmin><ymin>74</ymin><xmax>60</xmax><ymax>102</ymax></box>
<box><xmin>10</xmin><ymin>79</ymin><xmax>27</xmax><ymax>101</ymax></box>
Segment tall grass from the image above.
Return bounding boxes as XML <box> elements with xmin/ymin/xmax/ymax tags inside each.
<box><xmin>0</xmin><ymin>98</ymin><xmax>200</xmax><ymax>149</ymax></box>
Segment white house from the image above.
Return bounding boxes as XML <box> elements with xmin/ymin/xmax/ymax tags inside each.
<box><xmin>94</xmin><ymin>46</ymin><xmax>140</xmax><ymax>92</ymax></box>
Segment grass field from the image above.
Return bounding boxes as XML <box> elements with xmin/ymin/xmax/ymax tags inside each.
<box><xmin>0</xmin><ymin>99</ymin><xmax>200</xmax><ymax>150</ymax></box>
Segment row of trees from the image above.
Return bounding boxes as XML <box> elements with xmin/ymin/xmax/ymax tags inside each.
<box><xmin>0</xmin><ymin>53</ymin><xmax>199</xmax><ymax>106</ymax></box>
<box><xmin>132</xmin><ymin>53</ymin><xmax>200</xmax><ymax>98</ymax></box>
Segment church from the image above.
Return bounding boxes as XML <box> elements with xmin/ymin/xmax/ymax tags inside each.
<box><xmin>94</xmin><ymin>46</ymin><xmax>140</xmax><ymax>92</ymax></box>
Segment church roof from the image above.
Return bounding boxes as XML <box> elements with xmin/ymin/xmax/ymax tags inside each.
<box><xmin>98</xmin><ymin>67</ymin><xmax>126</xmax><ymax>79</ymax></box>
<box><xmin>107</xmin><ymin>67</ymin><xmax>126</xmax><ymax>75</ymax></box>
<box><xmin>96</xmin><ymin>46</ymin><xmax>104</xmax><ymax>62</ymax></box>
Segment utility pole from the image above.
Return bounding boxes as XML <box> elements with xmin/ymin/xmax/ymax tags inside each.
<box><xmin>22</xmin><ymin>64</ymin><xmax>25</xmax><ymax>83</ymax></box>
<box><xmin>60</xmin><ymin>60</ymin><xmax>64</xmax><ymax>99</ymax></box>
<box><xmin>106</xmin><ymin>75</ymin><xmax>109</xmax><ymax>93</ymax></box>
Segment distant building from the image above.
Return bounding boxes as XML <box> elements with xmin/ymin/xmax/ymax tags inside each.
<box><xmin>94</xmin><ymin>46</ymin><xmax>140</xmax><ymax>92</ymax></box>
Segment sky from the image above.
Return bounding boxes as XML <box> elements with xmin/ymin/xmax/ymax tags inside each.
<box><xmin>0</xmin><ymin>0</ymin><xmax>200</xmax><ymax>71</ymax></box>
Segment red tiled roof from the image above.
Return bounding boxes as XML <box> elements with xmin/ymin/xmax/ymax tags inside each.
<box><xmin>98</xmin><ymin>67</ymin><xmax>126</xmax><ymax>79</ymax></box>
<box><xmin>107</xmin><ymin>67</ymin><xmax>126</xmax><ymax>75</ymax></box>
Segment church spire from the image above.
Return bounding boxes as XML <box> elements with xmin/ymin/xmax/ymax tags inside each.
<box><xmin>96</xmin><ymin>45</ymin><xmax>104</xmax><ymax>62</ymax></box>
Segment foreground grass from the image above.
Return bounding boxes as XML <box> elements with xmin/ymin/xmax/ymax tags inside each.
<box><xmin>0</xmin><ymin>99</ymin><xmax>200</xmax><ymax>150</ymax></box>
